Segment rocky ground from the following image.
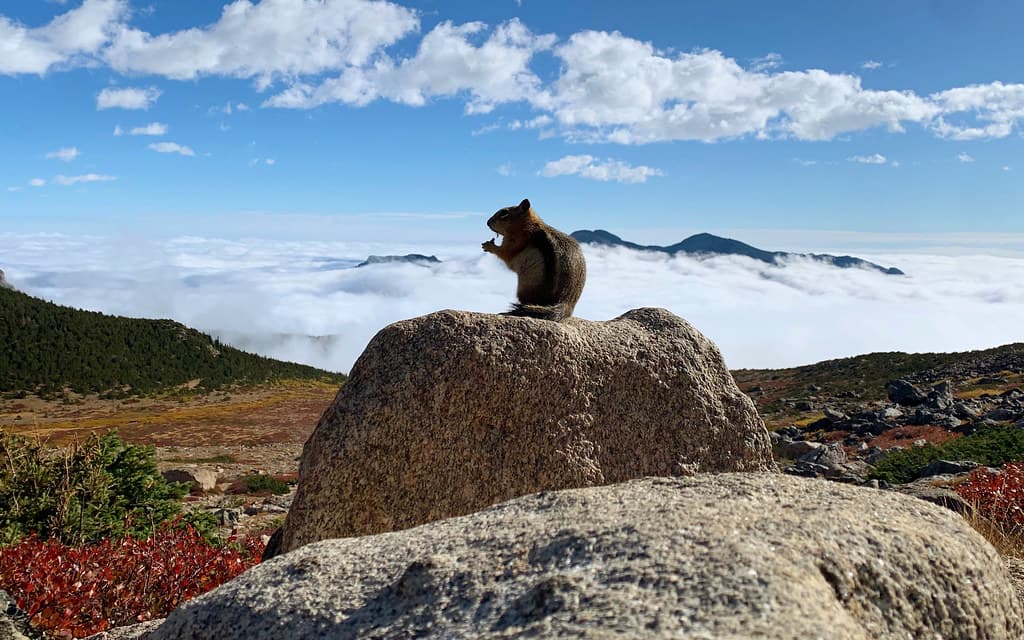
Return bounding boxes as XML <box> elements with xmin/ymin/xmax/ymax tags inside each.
<box><xmin>0</xmin><ymin>381</ymin><xmax>335</xmax><ymax>539</ymax></box>
<box><xmin>736</xmin><ymin>343</ymin><xmax>1024</xmax><ymax>486</ymax></box>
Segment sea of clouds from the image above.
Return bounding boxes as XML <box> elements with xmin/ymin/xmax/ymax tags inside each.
<box><xmin>2</xmin><ymin>233</ymin><xmax>1022</xmax><ymax>373</ymax></box>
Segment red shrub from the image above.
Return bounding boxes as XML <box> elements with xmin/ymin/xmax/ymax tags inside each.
<box><xmin>955</xmin><ymin>463</ymin><xmax>1024</xmax><ymax>530</ymax></box>
<box><xmin>0</xmin><ymin>522</ymin><xmax>265</xmax><ymax>638</ymax></box>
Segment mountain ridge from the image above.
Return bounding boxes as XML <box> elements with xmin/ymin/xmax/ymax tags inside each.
<box><xmin>570</xmin><ymin>229</ymin><xmax>905</xmax><ymax>275</ymax></box>
<box><xmin>0</xmin><ymin>286</ymin><xmax>344</xmax><ymax>396</ymax></box>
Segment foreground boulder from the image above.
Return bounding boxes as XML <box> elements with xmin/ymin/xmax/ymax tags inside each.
<box><xmin>149</xmin><ymin>474</ymin><xmax>1023</xmax><ymax>639</ymax></box>
<box><xmin>276</xmin><ymin>308</ymin><xmax>772</xmax><ymax>554</ymax></box>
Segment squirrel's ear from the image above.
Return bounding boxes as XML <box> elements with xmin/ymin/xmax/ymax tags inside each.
<box><xmin>519</xmin><ymin>198</ymin><xmax>531</xmax><ymax>211</ymax></box>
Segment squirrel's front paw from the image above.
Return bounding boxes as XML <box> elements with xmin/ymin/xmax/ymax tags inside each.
<box><xmin>482</xmin><ymin>239</ymin><xmax>497</xmax><ymax>252</ymax></box>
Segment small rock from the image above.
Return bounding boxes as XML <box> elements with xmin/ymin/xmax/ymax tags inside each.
<box><xmin>215</xmin><ymin>508</ymin><xmax>242</xmax><ymax>527</ymax></box>
<box><xmin>794</xmin><ymin>400</ymin><xmax>815</xmax><ymax>411</ymax></box>
<box><xmin>913</xmin><ymin>439</ymin><xmax>928</xmax><ymax>448</ymax></box>
<box><xmin>917</xmin><ymin>460</ymin><xmax>980</xmax><ymax>479</ymax></box>
<box><xmin>823</xmin><ymin>407</ymin><xmax>848</xmax><ymax>421</ymax></box>
<box><xmin>777</xmin><ymin>440</ymin><xmax>822</xmax><ymax>460</ymax></box>
<box><xmin>162</xmin><ymin>467</ymin><xmax>219</xmax><ymax>493</ymax></box>
<box><xmin>987</xmin><ymin>407</ymin><xmax>1022</xmax><ymax>422</ymax></box>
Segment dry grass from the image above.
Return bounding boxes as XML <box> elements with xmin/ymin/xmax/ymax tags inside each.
<box><xmin>0</xmin><ymin>379</ymin><xmax>339</xmax><ymax>447</ymax></box>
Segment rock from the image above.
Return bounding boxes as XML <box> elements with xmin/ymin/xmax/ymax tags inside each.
<box><xmin>862</xmin><ymin>446</ymin><xmax>887</xmax><ymax>465</ymax></box>
<box><xmin>0</xmin><ymin>270</ymin><xmax>12</xmax><ymax>291</ymax></box>
<box><xmin>933</xmin><ymin>414</ymin><xmax>963</xmax><ymax>429</ymax></box>
<box><xmin>823</xmin><ymin>407</ymin><xmax>847</xmax><ymax>421</ymax></box>
<box><xmin>794</xmin><ymin>400</ymin><xmax>815</xmax><ymax>411</ymax></box>
<box><xmin>886</xmin><ymin>379</ymin><xmax>928</xmax><ymax>406</ymax></box>
<box><xmin>926</xmin><ymin>381</ymin><xmax>955</xmax><ymax>411</ymax></box>
<box><xmin>0</xmin><ymin>590</ymin><xmax>38</xmax><ymax>640</ymax></box>
<box><xmin>162</xmin><ymin>467</ymin><xmax>219</xmax><ymax>492</ymax></box>
<box><xmin>146</xmin><ymin>475</ymin><xmax>1023</xmax><ymax>640</ymax></box>
<box><xmin>82</xmin><ymin>619</ymin><xmax>164</xmax><ymax>639</ymax></box>
<box><xmin>894</xmin><ymin>480</ymin><xmax>975</xmax><ymax>516</ymax></box>
<box><xmin>987</xmin><ymin>406</ymin><xmax>1022</xmax><ymax>422</ymax></box>
<box><xmin>917</xmin><ymin>459</ymin><xmax>980</xmax><ymax>479</ymax></box>
<box><xmin>215</xmin><ymin>508</ymin><xmax>242</xmax><ymax>527</ymax></box>
<box><xmin>276</xmin><ymin>308</ymin><xmax>773</xmax><ymax>554</ymax></box>
<box><xmin>777</xmin><ymin>440</ymin><xmax>821</xmax><ymax>460</ymax></box>
<box><xmin>796</xmin><ymin>442</ymin><xmax>846</xmax><ymax>468</ymax></box>
<box><xmin>878</xmin><ymin>406</ymin><xmax>904</xmax><ymax>420</ymax></box>
<box><xmin>776</xmin><ymin>425</ymin><xmax>803</xmax><ymax>439</ymax></box>
<box><xmin>954</xmin><ymin>401</ymin><xmax>982</xmax><ymax>419</ymax></box>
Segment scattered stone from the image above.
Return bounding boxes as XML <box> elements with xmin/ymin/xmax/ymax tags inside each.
<box><xmin>776</xmin><ymin>425</ymin><xmax>803</xmax><ymax>439</ymax></box>
<box><xmin>823</xmin><ymin>407</ymin><xmax>847</xmax><ymax>421</ymax></box>
<box><xmin>987</xmin><ymin>407</ymin><xmax>1022</xmax><ymax>422</ymax></box>
<box><xmin>162</xmin><ymin>467</ymin><xmax>219</xmax><ymax>493</ymax></box>
<box><xmin>894</xmin><ymin>481</ymin><xmax>975</xmax><ymax>516</ymax></box>
<box><xmin>794</xmin><ymin>400</ymin><xmax>815</xmax><ymax>411</ymax></box>
<box><xmin>777</xmin><ymin>440</ymin><xmax>821</xmax><ymax>460</ymax></box>
<box><xmin>883</xmin><ymin>406</ymin><xmax>905</xmax><ymax>420</ymax></box>
<box><xmin>215</xmin><ymin>508</ymin><xmax>242</xmax><ymax>527</ymax></box>
<box><xmin>917</xmin><ymin>459</ymin><xmax>980</xmax><ymax>479</ymax></box>
<box><xmin>886</xmin><ymin>379</ymin><xmax>928</xmax><ymax>406</ymax></box>
<box><xmin>862</xmin><ymin>446</ymin><xmax>888</xmax><ymax>465</ymax></box>
<box><xmin>147</xmin><ymin>475</ymin><xmax>1024</xmax><ymax>640</ymax></box>
<box><xmin>1</xmin><ymin>590</ymin><xmax>38</xmax><ymax>640</ymax></box>
<box><xmin>274</xmin><ymin>308</ymin><xmax>774</xmax><ymax>555</ymax></box>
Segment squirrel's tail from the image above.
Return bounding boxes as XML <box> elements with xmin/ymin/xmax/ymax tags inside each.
<box><xmin>505</xmin><ymin>303</ymin><xmax>572</xmax><ymax>321</ymax></box>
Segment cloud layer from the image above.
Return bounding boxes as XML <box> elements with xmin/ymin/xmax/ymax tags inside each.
<box><xmin>3</xmin><ymin>1</ymin><xmax>1024</xmax><ymax>144</ymax></box>
<box><xmin>2</xmin><ymin>234</ymin><xmax>1021</xmax><ymax>374</ymax></box>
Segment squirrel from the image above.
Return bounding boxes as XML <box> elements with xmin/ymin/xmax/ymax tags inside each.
<box><xmin>482</xmin><ymin>198</ymin><xmax>586</xmax><ymax>321</ymax></box>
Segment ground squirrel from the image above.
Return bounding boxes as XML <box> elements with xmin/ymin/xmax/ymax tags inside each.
<box><xmin>482</xmin><ymin>198</ymin><xmax>586</xmax><ymax>321</ymax></box>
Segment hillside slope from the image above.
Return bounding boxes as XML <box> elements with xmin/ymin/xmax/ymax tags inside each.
<box><xmin>0</xmin><ymin>287</ymin><xmax>344</xmax><ymax>395</ymax></box>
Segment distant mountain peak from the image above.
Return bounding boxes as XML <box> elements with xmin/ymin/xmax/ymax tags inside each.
<box><xmin>0</xmin><ymin>269</ymin><xmax>13</xmax><ymax>291</ymax></box>
<box><xmin>570</xmin><ymin>230</ymin><xmax>904</xmax><ymax>276</ymax></box>
<box><xmin>356</xmin><ymin>254</ymin><xmax>441</xmax><ymax>268</ymax></box>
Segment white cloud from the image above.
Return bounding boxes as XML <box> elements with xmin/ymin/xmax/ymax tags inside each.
<box><xmin>113</xmin><ymin>124</ymin><xmax>124</xmax><ymax>136</ymax></box>
<box><xmin>750</xmin><ymin>52</ymin><xmax>782</xmax><ymax>72</ymax></box>
<box><xmin>29</xmin><ymin>178</ymin><xmax>46</xmax><ymax>187</ymax></box>
<box><xmin>7</xmin><ymin>186</ymin><xmax>22</xmax><ymax>192</ymax></box>
<box><xmin>53</xmin><ymin>173</ymin><xmax>116</xmax><ymax>185</ymax></box>
<box><xmin>148</xmin><ymin>142</ymin><xmax>195</xmax><ymax>156</ymax></box>
<box><xmin>124</xmin><ymin>122</ymin><xmax>168</xmax><ymax>135</ymax></box>
<box><xmin>540</xmin><ymin>154</ymin><xmax>664</xmax><ymax>183</ymax></box>
<box><xmin>957</xmin><ymin>152</ymin><xmax>975</xmax><ymax>163</ymax></box>
<box><xmin>861</xmin><ymin>60</ymin><xmax>882</xmax><ymax>70</ymax></box>
<box><xmin>96</xmin><ymin>86</ymin><xmax>161</xmax><ymax>110</ymax></box>
<box><xmin>266</xmin><ymin>19</ymin><xmax>556</xmax><ymax>112</ymax></box>
<box><xmin>104</xmin><ymin>0</ymin><xmax>419</xmax><ymax>88</ymax></box>
<box><xmin>848</xmin><ymin>153</ymin><xmax>887</xmax><ymax>165</ymax></box>
<box><xmin>265</xmin><ymin>158</ymin><xmax>275</xmax><ymax>166</ymax></box>
<box><xmin>497</xmin><ymin>162</ymin><xmax>513</xmax><ymax>176</ymax></box>
<box><xmin>0</xmin><ymin>0</ymin><xmax>127</xmax><ymax>75</ymax></box>
<box><xmin>235</xmin><ymin>102</ymin><xmax>250</xmax><ymax>111</ymax></box>
<box><xmin>2</xmin><ymin>235</ymin><xmax>1023</xmax><ymax>374</ymax></box>
<box><xmin>1004</xmin><ymin>166</ymin><xmax>1012</xmax><ymax>172</ymax></box>
<box><xmin>930</xmin><ymin>82</ymin><xmax>1024</xmax><ymax>140</ymax></box>
<box><xmin>45</xmin><ymin>146</ymin><xmax>80</xmax><ymax>161</ymax></box>
<box><xmin>541</xmin><ymin>33</ymin><xmax>941</xmax><ymax>144</ymax></box>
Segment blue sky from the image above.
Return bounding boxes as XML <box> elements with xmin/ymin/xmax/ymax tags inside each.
<box><xmin>2</xmin><ymin>0</ymin><xmax>1022</xmax><ymax>244</ymax></box>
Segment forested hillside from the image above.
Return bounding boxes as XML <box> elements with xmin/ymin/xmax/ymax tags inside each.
<box><xmin>0</xmin><ymin>287</ymin><xmax>344</xmax><ymax>395</ymax></box>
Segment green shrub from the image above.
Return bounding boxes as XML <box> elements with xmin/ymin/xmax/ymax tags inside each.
<box><xmin>870</xmin><ymin>426</ymin><xmax>1024</xmax><ymax>484</ymax></box>
<box><xmin>0</xmin><ymin>430</ymin><xmax>214</xmax><ymax>545</ymax></box>
<box><xmin>232</xmin><ymin>474</ymin><xmax>291</xmax><ymax>496</ymax></box>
